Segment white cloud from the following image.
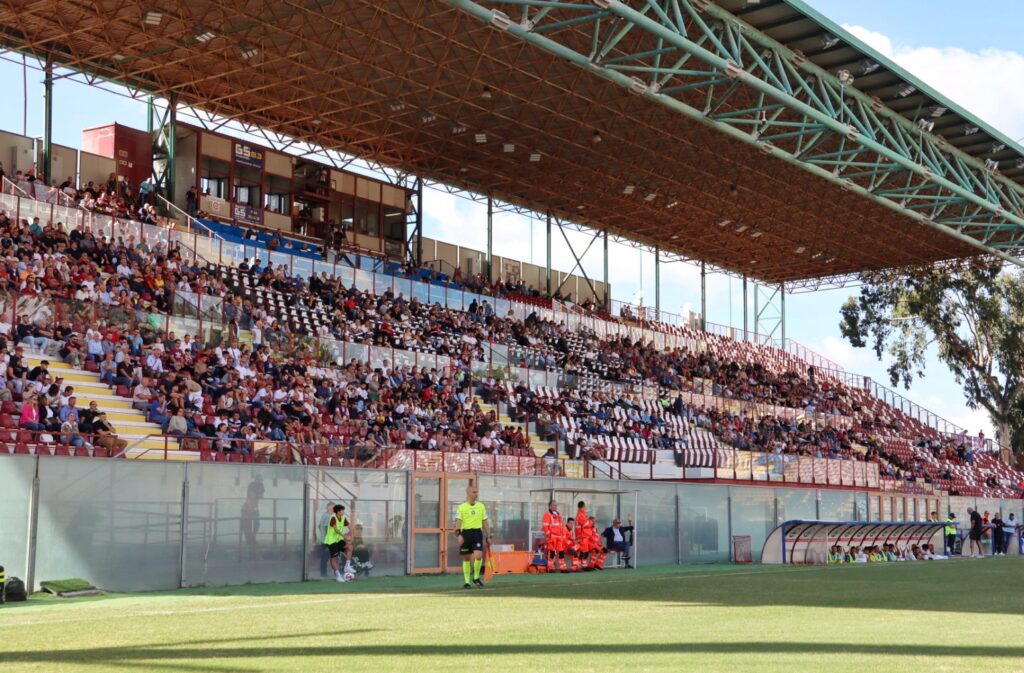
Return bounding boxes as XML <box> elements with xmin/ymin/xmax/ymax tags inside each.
<box><xmin>843</xmin><ymin>24</ymin><xmax>1024</xmax><ymax>141</ymax></box>
<box><xmin>844</xmin><ymin>24</ymin><xmax>893</xmax><ymax>57</ymax></box>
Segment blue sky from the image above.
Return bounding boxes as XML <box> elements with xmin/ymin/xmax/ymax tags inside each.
<box><xmin>1</xmin><ymin>0</ymin><xmax>1020</xmax><ymax>435</ymax></box>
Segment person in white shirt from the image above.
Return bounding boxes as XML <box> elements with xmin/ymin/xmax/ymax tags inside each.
<box><xmin>144</xmin><ymin>351</ymin><xmax>164</xmax><ymax>375</ymax></box>
<box><xmin>1002</xmin><ymin>514</ymin><xmax>1019</xmax><ymax>556</ymax></box>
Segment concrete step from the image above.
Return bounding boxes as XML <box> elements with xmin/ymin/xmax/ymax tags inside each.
<box><xmin>121</xmin><ymin>436</ymin><xmax>180</xmax><ymax>451</ymax></box>
<box><xmin>126</xmin><ymin>448</ymin><xmax>200</xmax><ymax>462</ymax></box>
<box><xmin>72</xmin><ymin>394</ymin><xmax>135</xmax><ymax>410</ymax></box>
<box><xmin>109</xmin><ymin>420</ymin><xmax>165</xmax><ymax>435</ymax></box>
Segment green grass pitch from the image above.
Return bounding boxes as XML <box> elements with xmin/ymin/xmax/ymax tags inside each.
<box><xmin>1</xmin><ymin>560</ymin><xmax>1022</xmax><ymax>672</ymax></box>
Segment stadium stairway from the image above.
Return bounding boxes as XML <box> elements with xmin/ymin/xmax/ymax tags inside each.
<box><xmin>476</xmin><ymin>399</ymin><xmax>584</xmax><ymax>478</ymax></box>
<box><xmin>21</xmin><ymin>354</ymin><xmax>196</xmax><ymax>461</ymax></box>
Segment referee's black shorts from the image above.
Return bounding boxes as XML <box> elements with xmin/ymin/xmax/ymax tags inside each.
<box><xmin>459</xmin><ymin>528</ymin><xmax>484</xmax><ymax>554</ymax></box>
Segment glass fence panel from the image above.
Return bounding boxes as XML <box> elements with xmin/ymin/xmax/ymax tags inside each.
<box><xmin>393</xmin><ymin>348</ymin><xmax>417</xmax><ymax>371</ymax></box>
<box><xmin>410</xmin><ymin>279</ymin><xmax>429</xmax><ymax>304</ymax></box>
<box><xmin>632</xmin><ymin>481</ymin><xmax>678</xmax><ymax>565</ymax></box>
<box><xmin>428</xmin><ymin>284</ymin><xmax>446</xmax><ymax>307</ymax></box>
<box><xmin>184</xmin><ymin>463</ymin><xmax>305</xmax><ymax>587</ymax></box>
<box><xmin>35</xmin><ymin>457</ymin><xmax>185</xmax><ymax>592</ymax></box>
<box><xmin>0</xmin><ymin>455</ymin><xmax>36</xmax><ymax>582</ymax></box>
<box><xmin>292</xmin><ymin>256</ymin><xmax>314</xmax><ymax>280</ymax></box>
<box><xmin>818</xmin><ymin>489</ymin><xmax>856</xmax><ymax>521</ymax></box>
<box><xmin>345</xmin><ymin>342</ymin><xmax>369</xmax><ymax>364</ymax></box>
<box><xmin>479</xmin><ymin>474</ymin><xmax>556</xmax><ymax>553</ymax></box>
<box><xmin>678</xmin><ymin>483</ymin><xmax>730</xmax><ymax>563</ymax></box>
<box><xmin>370</xmin><ymin>346</ymin><xmax>389</xmax><ymax>370</ymax></box>
<box><xmin>305</xmin><ymin>468</ymin><xmax>408</xmax><ymax>579</ymax></box>
<box><xmin>776</xmin><ymin>487</ymin><xmax>817</xmax><ymax>523</ymax></box>
<box><xmin>354</xmin><ymin>269</ymin><xmax>374</xmax><ymax>293</ymax></box>
<box><xmin>729</xmin><ymin>486</ymin><xmax>775</xmax><ymax>562</ymax></box>
<box><xmin>393</xmin><ymin>277</ymin><xmax>413</xmax><ymax>300</ymax></box>
<box><xmin>416</xmin><ymin>352</ymin><xmax>438</xmax><ymax>371</ymax></box>
<box><xmin>447</xmin><ymin>290</ymin><xmax>465</xmax><ymax>313</ymax></box>
<box><xmin>373</xmin><ymin>273</ymin><xmax>393</xmax><ymax>297</ymax></box>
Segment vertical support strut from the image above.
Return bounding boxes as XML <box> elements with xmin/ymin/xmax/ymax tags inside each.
<box><xmin>654</xmin><ymin>247</ymin><xmax>661</xmax><ymax>319</ymax></box>
<box><xmin>754</xmin><ymin>283</ymin><xmax>784</xmax><ymax>343</ymax></box>
<box><xmin>753</xmin><ymin>282</ymin><xmax>759</xmax><ymax>342</ymax></box>
<box><xmin>700</xmin><ymin>260</ymin><xmax>707</xmax><ymax>331</ymax></box>
<box><xmin>742</xmin><ymin>275</ymin><xmax>749</xmax><ymax>342</ymax></box>
<box><xmin>415</xmin><ymin>176</ymin><xmax>424</xmax><ymax>265</ymax></box>
<box><xmin>546</xmin><ymin>211</ymin><xmax>552</xmax><ymax>296</ymax></box>
<box><xmin>780</xmin><ymin>283</ymin><xmax>787</xmax><ymax>349</ymax></box>
<box><xmin>486</xmin><ymin>196</ymin><xmax>493</xmax><ymax>281</ymax></box>
<box><xmin>41</xmin><ymin>62</ymin><xmax>53</xmax><ymax>185</ymax></box>
<box><xmin>603</xmin><ymin>230</ymin><xmax>609</xmax><ymax>309</ymax></box>
<box><xmin>150</xmin><ymin>95</ymin><xmax>177</xmax><ymax>208</ymax></box>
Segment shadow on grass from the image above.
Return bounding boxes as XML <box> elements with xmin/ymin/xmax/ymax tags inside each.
<box><xmin>14</xmin><ymin>641</ymin><xmax>1024</xmax><ymax>669</ymax></box>
<box><xmin>163</xmin><ymin>560</ymin><xmax>1024</xmax><ymax>617</ymax></box>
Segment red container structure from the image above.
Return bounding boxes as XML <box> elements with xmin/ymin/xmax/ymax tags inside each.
<box><xmin>82</xmin><ymin>123</ymin><xmax>152</xmax><ymax>188</ymax></box>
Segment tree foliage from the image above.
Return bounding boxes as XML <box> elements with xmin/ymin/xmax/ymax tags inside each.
<box><xmin>839</xmin><ymin>258</ymin><xmax>1024</xmax><ymax>456</ymax></box>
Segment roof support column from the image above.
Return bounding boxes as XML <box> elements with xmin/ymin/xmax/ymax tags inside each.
<box><xmin>41</xmin><ymin>62</ymin><xmax>53</xmax><ymax>186</ymax></box>
<box><xmin>150</xmin><ymin>95</ymin><xmax>177</xmax><ymax>210</ymax></box>
<box><xmin>545</xmin><ymin>211</ymin><xmax>552</xmax><ymax>296</ymax></box>
<box><xmin>700</xmin><ymin>260</ymin><xmax>706</xmax><ymax>332</ymax></box>
<box><xmin>742</xmin><ymin>275</ymin><xmax>749</xmax><ymax>342</ymax></box>
<box><xmin>753</xmin><ymin>282</ymin><xmax>759</xmax><ymax>343</ymax></box>
<box><xmin>415</xmin><ymin>177</ymin><xmax>424</xmax><ymax>266</ymax></box>
<box><xmin>654</xmin><ymin>247</ymin><xmax>661</xmax><ymax>319</ymax></box>
<box><xmin>780</xmin><ymin>284</ymin><xmax>786</xmax><ymax>350</ymax></box>
<box><xmin>603</xmin><ymin>230</ymin><xmax>609</xmax><ymax>309</ymax></box>
<box><xmin>486</xmin><ymin>196</ymin><xmax>493</xmax><ymax>282</ymax></box>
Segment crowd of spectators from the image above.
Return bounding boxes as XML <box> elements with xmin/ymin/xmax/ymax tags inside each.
<box><xmin>0</xmin><ymin>194</ymin><xmax>1019</xmax><ymax>496</ymax></box>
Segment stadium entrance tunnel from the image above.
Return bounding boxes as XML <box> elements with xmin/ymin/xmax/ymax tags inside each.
<box><xmin>762</xmin><ymin>521</ymin><xmax>946</xmax><ymax>565</ymax></box>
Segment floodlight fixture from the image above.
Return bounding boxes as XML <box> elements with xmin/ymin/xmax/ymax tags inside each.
<box><xmin>193</xmin><ymin>26</ymin><xmax>217</xmax><ymax>43</ymax></box>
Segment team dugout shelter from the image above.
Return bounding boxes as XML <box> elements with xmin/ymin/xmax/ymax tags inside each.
<box><xmin>762</xmin><ymin>520</ymin><xmax>947</xmax><ymax>565</ymax></box>
<box><xmin>6</xmin><ymin>0</ymin><xmax>1024</xmax><ymax>329</ymax></box>
<box><xmin>528</xmin><ymin>487</ymin><xmax>639</xmax><ymax>566</ymax></box>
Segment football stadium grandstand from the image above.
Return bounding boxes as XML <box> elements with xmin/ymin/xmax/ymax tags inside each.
<box><xmin>1</xmin><ymin>1</ymin><xmax>1024</xmax><ymax>671</ymax></box>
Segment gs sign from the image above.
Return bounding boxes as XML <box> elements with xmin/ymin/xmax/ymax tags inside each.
<box><xmin>234</xmin><ymin>142</ymin><xmax>264</xmax><ymax>169</ymax></box>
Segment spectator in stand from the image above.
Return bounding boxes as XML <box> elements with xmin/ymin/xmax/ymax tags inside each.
<box><xmin>19</xmin><ymin>392</ymin><xmax>45</xmax><ymax>431</ymax></box>
<box><xmin>93</xmin><ymin>411</ymin><xmax>127</xmax><ymax>454</ymax></box>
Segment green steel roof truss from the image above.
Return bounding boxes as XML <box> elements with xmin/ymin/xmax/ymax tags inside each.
<box><xmin>444</xmin><ymin>0</ymin><xmax>1024</xmax><ymax>265</ymax></box>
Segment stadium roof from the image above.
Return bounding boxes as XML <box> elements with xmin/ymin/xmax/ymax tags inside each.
<box><xmin>3</xmin><ymin>0</ymin><xmax>1024</xmax><ymax>286</ymax></box>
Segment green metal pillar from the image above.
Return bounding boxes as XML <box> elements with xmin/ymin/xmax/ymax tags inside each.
<box><xmin>41</xmin><ymin>63</ymin><xmax>53</xmax><ymax>185</ymax></box>
<box><xmin>603</xmin><ymin>230</ymin><xmax>609</xmax><ymax>309</ymax></box>
<box><xmin>415</xmin><ymin>178</ymin><xmax>423</xmax><ymax>266</ymax></box>
<box><xmin>780</xmin><ymin>283</ymin><xmax>786</xmax><ymax>349</ymax></box>
<box><xmin>753</xmin><ymin>283</ymin><xmax>759</xmax><ymax>342</ymax></box>
<box><xmin>486</xmin><ymin>196</ymin><xmax>493</xmax><ymax>281</ymax></box>
<box><xmin>654</xmin><ymin>247</ymin><xmax>661</xmax><ymax>319</ymax></box>
<box><xmin>165</xmin><ymin>100</ymin><xmax>176</xmax><ymax>208</ymax></box>
<box><xmin>545</xmin><ymin>211</ymin><xmax>552</xmax><ymax>296</ymax></box>
<box><xmin>742</xmin><ymin>275</ymin><xmax>748</xmax><ymax>341</ymax></box>
<box><xmin>149</xmin><ymin>96</ymin><xmax>177</xmax><ymax>207</ymax></box>
<box><xmin>700</xmin><ymin>260</ymin><xmax>706</xmax><ymax>331</ymax></box>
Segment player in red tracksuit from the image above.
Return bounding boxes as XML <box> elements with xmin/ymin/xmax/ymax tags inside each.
<box><xmin>542</xmin><ymin>500</ymin><xmax>570</xmax><ymax>572</ymax></box>
<box><xmin>576</xmin><ymin>501</ymin><xmax>597</xmax><ymax>571</ymax></box>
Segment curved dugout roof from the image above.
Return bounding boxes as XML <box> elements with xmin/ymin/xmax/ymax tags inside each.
<box><xmin>762</xmin><ymin>520</ymin><xmax>946</xmax><ymax>564</ymax></box>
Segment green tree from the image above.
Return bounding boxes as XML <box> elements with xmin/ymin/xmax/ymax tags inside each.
<box><xmin>839</xmin><ymin>258</ymin><xmax>1024</xmax><ymax>463</ymax></box>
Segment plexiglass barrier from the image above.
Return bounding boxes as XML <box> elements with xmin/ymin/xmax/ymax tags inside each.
<box><xmin>0</xmin><ymin>454</ymin><xmax>924</xmax><ymax>591</ymax></box>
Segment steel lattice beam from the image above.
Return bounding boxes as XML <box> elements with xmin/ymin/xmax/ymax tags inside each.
<box><xmin>444</xmin><ymin>0</ymin><xmax>1024</xmax><ymax>266</ymax></box>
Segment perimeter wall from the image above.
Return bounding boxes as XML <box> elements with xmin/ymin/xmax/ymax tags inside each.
<box><xmin>1</xmin><ymin>455</ymin><xmax>1020</xmax><ymax>592</ymax></box>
